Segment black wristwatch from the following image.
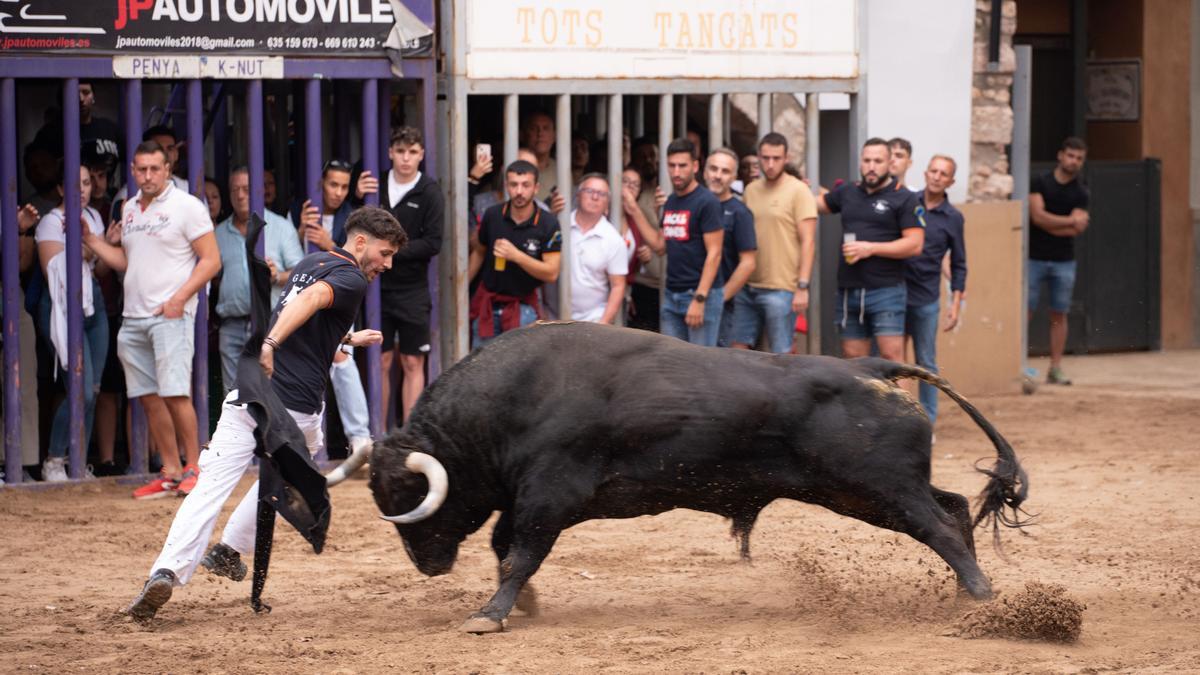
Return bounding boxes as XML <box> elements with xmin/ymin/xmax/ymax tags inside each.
<box><xmin>693</xmin><ymin>293</ymin><xmax>707</xmax><ymax>304</ymax></box>
<box><xmin>797</xmin><ymin>280</ymin><xmax>810</xmax><ymax>291</ymax></box>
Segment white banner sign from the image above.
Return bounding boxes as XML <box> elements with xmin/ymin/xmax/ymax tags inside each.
<box><xmin>465</xmin><ymin>0</ymin><xmax>858</xmax><ymax>80</ymax></box>
<box><xmin>113</xmin><ymin>55</ymin><xmax>284</xmax><ymax>79</ymax></box>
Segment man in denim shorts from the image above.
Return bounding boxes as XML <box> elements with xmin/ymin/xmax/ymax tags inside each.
<box><xmin>817</xmin><ymin>138</ymin><xmax>926</xmax><ymax>361</ymax></box>
<box><xmin>1029</xmin><ymin>137</ymin><xmax>1089</xmax><ymax>385</ymax></box>
<box><xmin>86</xmin><ymin>141</ymin><xmax>221</xmax><ymax>499</ymax></box>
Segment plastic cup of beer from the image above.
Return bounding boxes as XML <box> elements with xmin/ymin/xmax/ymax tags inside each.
<box><xmin>843</xmin><ymin>232</ymin><xmax>857</xmax><ymax>264</ymax></box>
<box><xmin>494</xmin><ymin>256</ymin><xmax>507</xmax><ymax>271</ymax></box>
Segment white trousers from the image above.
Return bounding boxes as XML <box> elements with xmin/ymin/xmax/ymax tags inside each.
<box><xmin>150</xmin><ymin>391</ymin><xmax>323</xmax><ymax>584</ymax></box>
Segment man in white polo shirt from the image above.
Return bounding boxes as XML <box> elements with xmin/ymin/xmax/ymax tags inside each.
<box><xmin>569</xmin><ymin>173</ymin><xmax>628</xmax><ymax>324</ymax></box>
<box><xmin>85</xmin><ymin>140</ymin><xmax>221</xmax><ymax>500</ymax></box>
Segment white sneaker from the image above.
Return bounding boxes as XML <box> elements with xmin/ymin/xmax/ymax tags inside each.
<box><xmin>43</xmin><ymin>457</ymin><xmax>69</xmax><ymax>482</ymax></box>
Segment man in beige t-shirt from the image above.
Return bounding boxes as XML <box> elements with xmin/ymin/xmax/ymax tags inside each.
<box><xmin>731</xmin><ymin>132</ymin><xmax>817</xmax><ymax>353</ymax></box>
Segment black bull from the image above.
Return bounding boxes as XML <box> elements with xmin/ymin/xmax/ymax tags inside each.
<box><xmin>369</xmin><ymin>322</ymin><xmax>1029</xmax><ymax>633</ymax></box>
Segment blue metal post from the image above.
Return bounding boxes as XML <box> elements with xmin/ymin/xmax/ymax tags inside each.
<box><xmin>304</xmin><ymin>79</ymin><xmax>323</xmax><ymax>253</ymax></box>
<box><xmin>247</xmin><ymin>80</ymin><xmax>265</xmax><ymax>258</ymax></box>
<box><xmin>361</xmin><ymin>79</ymin><xmax>382</xmax><ymax>438</ymax></box>
<box><xmin>63</xmin><ymin>78</ymin><xmax>85</xmax><ymax>479</ymax></box>
<box><xmin>2</xmin><ymin>79</ymin><xmax>21</xmax><ymax>484</ymax></box>
<box><xmin>421</xmin><ymin>66</ymin><xmax>440</xmax><ymax>381</ymax></box>
<box><xmin>123</xmin><ymin>79</ymin><xmax>148</xmax><ymax>476</ymax></box>
<box><xmin>187</xmin><ymin>79</ymin><xmax>208</xmax><ymax>445</ymax></box>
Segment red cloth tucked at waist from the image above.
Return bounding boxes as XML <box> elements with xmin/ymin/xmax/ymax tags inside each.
<box><xmin>469</xmin><ymin>284</ymin><xmax>542</xmax><ymax>338</ymax></box>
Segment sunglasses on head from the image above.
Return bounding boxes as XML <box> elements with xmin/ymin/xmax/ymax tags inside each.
<box><xmin>323</xmin><ymin>159</ymin><xmax>353</xmax><ymax>174</ymax></box>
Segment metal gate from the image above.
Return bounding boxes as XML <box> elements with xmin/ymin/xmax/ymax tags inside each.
<box><xmin>1028</xmin><ymin>158</ymin><xmax>1162</xmax><ymax>354</ymax></box>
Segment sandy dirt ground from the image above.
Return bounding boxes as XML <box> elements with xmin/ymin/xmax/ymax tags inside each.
<box><xmin>1</xmin><ymin>350</ymin><xmax>1198</xmax><ymax>673</ymax></box>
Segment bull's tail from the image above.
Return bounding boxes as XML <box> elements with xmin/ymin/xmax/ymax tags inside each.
<box><xmin>855</xmin><ymin>359</ymin><xmax>1034</xmax><ymax>556</ymax></box>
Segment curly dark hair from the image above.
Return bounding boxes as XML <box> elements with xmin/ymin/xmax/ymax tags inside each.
<box><xmin>345</xmin><ymin>206</ymin><xmax>408</xmax><ymax>249</ymax></box>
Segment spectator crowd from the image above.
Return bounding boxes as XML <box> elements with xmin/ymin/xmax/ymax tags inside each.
<box><xmin>2</xmin><ymin>81</ymin><xmax>1093</xmax><ymax>491</ymax></box>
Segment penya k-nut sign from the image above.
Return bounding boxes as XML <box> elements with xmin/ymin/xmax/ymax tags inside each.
<box><xmin>0</xmin><ymin>0</ymin><xmax>433</xmax><ymax>56</ymax></box>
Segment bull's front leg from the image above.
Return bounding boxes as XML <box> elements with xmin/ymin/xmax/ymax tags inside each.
<box><xmin>461</xmin><ymin>526</ymin><xmax>561</xmax><ymax>633</ymax></box>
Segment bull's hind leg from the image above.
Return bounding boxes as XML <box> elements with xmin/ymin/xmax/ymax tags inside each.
<box><xmin>931</xmin><ymin>487</ymin><xmax>976</xmax><ymax>558</ymax></box>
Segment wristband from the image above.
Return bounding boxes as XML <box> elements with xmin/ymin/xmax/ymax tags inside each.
<box><xmin>797</xmin><ymin>280</ymin><xmax>810</xmax><ymax>291</ymax></box>
<box><xmin>263</xmin><ymin>336</ymin><xmax>280</xmax><ymax>350</ymax></box>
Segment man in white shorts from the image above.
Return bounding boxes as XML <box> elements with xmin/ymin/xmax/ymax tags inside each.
<box><xmin>86</xmin><ymin>140</ymin><xmax>220</xmax><ymax>499</ymax></box>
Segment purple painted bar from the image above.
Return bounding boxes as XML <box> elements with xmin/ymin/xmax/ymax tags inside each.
<box><xmin>247</xmin><ymin>80</ymin><xmax>265</xmax><ymax>258</ymax></box>
<box><xmin>283</xmin><ymin>59</ymin><xmax>426</xmax><ymax>81</ymax></box>
<box><xmin>212</xmin><ymin>93</ymin><xmax>230</xmax><ymax>191</ymax></box>
<box><xmin>187</xmin><ymin>79</ymin><xmax>209</xmax><ymax>445</ymax></box>
<box><xmin>63</xmin><ymin>78</ymin><xmax>85</xmax><ymax>479</ymax></box>
<box><xmin>378</xmin><ymin>79</ymin><xmax>393</xmax><ymax>427</ymax></box>
<box><xmin>360</xmin><ymin>78</ymin><xmax>383</xmax><ymax>438</ymax></box>
<box><xmin>2</xmin><ymin>78</ymin><xmax>22</xmax><ymax>484</ymax></box>
<box><xmin>0</xmin><ymin>57</ymin><xmax>112</xmax><ymax>78</ymax></box>
<box><xmin>304</xmin><ymin>79</ymin><xmax>323</xmax><ymax>254</ymax></box>
<box><xmin>420</xmin><ymin>71</ymin><xmax>440</xmax><ymax>381</ymax></box>
<box><xmin>123</xmin><ymin>79</ymin><xmax>148</xmax><ymax>476</ymax></box>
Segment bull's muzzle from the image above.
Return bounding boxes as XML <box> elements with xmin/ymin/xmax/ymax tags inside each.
<box><xmin>324</xmin><ymin>436</ymin><xmax>373</xmax><ymax>487</ymax></box>
<box><xmin>379</xmin><ymin>452</ymin><xmax>449</xmax><ymax>524</ymax></box>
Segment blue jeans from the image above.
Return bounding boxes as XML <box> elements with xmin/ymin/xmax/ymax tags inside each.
<box><xmin>730</xmin><ymin>286</ymin><xmax>796</xmax><ymax>353</ymax></box>
<box><xmin>39</xmin><ymin>283</ymin><xmax>109</xmax><ymax>459</ymax></box>
<box><xmin>217</xmin><ymin>316</ymin><xmax>250</xmax><ymax>395</ymax></box>
<box><xmin>905</xmin><ymin>300</ymin><xmax>940</xmax><ymax>424</ymax></box>
<box><xmin>329</xmin><ymin>353</ymin><xmax>370</xmax><ymax>441</ymax></box>
<box><xmin>472</xmin><ymin>303</ymin><xmax>538</xmax><ymax>349</ymax></box>
<box><xmin>660</xmin><ymin>286</ymin><xmax>724</xmax><ymax>347</ymax></box>
<box><xmin>1028</xmin><ymin>259</ymin><xmax>1076</xmax><ymax>313</ymax></box>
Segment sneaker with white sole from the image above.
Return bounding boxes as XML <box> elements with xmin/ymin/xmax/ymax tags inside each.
<box><xmin>132</xmin><ymin>473</ymin><xmax>179</xmax><ymax>500</ymax></box>
<box><xmin>42</xmin><ymin>457</ymin><xmax>68</xmax><ymax>482</ymax></box>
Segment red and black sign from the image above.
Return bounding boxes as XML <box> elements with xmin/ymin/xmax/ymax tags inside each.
<box><xmin>0</xmin><ymin>0</ymin><xmax>433</xmax><ymax>56</ymax></box>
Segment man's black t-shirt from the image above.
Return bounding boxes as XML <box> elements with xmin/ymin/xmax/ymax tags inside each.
<box><xmin>1030</xmin><ymin>171</ymin><xmax>1089</xmax><ymax>262</ymax></box>
<box><xmin>719</xmin><ymin>197</ymin><xmax>756</xmax><ymax>288</ymax></box>
<box><xmin>825</xmin><ymin>179</ymin><xmax>925</xmax><ymax>289</ymax></box>
<box><xmin>478</xmin><ymin>201</ymin><xmax>562</xmax><ymax>298</ymax></box>
<box><xmin>270</xmin><ymin>247</ymin><xmax>367</xmax><ymax>415</ymax></box>
<box><xmin>662</xmin><ymin>183</ymin><xmax>723</xmax><ymax>292</ymax></box>
<box><xmin>34</xmin><ymin>116</ymin><xmax>123</xmax><ymax>167</ymax></box>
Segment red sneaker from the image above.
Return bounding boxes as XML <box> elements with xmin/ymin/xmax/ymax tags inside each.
<box><xmin>133</xmin><ymin>473</ymin><xmax>179</xmax><ymax>500</ymax></box>
<box><xmin>177</xmin><ymin>465</ymin><xmax>200</xmax><ymax>496</ymax></box>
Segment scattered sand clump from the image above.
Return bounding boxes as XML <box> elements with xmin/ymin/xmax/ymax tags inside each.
<box><xmin>951</xmin><ymin>582</ymin><xmax>1085</xmax><ymax>642</ymax></box>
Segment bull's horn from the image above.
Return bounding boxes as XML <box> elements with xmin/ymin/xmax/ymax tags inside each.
<box><xmin>379</xmin><ymin>452</ymin><xmax>448</xmax><ymax>524</ymax></box>
<box><xmin>325</xmin><ymin>437</ymin><xmax>373</xmax><ymax>486</ymax></box>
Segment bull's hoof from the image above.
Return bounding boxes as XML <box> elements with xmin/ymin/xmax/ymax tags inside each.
<box><xmin>513</xmin><ymin>585</ymin><xmax>539</xmax><ymax>617</ymax></box>
<box><xmin>459</xmin><ymin>615</ymin><xmax>505</xmax><ymax>633</ymax></box>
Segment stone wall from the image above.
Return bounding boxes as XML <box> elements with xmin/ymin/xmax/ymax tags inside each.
<box><xmin>969</xmin><ymin>0</ymin><xmax>1017</xmax><ymax>201</ymax></box>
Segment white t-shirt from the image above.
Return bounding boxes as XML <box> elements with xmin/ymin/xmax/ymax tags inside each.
<box><xmin>35</xmin><ymin>206</ymin><xmax>106</xmax><ymax>271</ymax></box>
<box><xmin>120</xmin><ymin>182</ymin><xmax>213</xmax><ymax>318</ymax></box>
<box><xmin>388</xmin><ymin>170</ymin><xmax>420</xmax><ymax>209</ymax></box>
<box><xmin>113</xmin><ymin>174</ymin><xmax>189</xmax><ymax>207</ymax></box>
<box><xmin>322</xmin><ymin>213</ymin><xmax>335</xmax><ymax>234</ymax></box>
<box><xmin>569</xmin><ymin>211</ymin><xmax>629</xmax><ymax>322</ymax></box>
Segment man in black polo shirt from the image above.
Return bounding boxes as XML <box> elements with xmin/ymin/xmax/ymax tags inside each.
<box><xmin>628</xmin><ymin>138</ymin><xmax>725</xmax><ymax>346</ymax></box>
<box><xmin>818</xmin><ymin>137</ymin><xmax>925</xmax><ymax>361</ymax></box>
<box><xmin>1029</xmin><ymin>136</ymin><xmax>1089</xmax><ymax>385</ymax></box>
<box><xmin>126</xmin><ymin>207</ymin><xmax>406</xmax><ymax>621</ymax></box>
<box><xmin>468</xmin><ymin>160</ymin><xmax>561</xmax><ymax>348</ymax></box>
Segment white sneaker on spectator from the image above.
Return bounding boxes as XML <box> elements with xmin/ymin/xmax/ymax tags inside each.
<box><xmin>43</xmin><ymin>457</ymin><xmax>69</xmax><ymax>482</ymax></box>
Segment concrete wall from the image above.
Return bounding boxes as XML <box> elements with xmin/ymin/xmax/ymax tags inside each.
<box><xmin>863</xmin><ymin>0</ymin><xmax>975</xmax><ymax>202</ymax></box>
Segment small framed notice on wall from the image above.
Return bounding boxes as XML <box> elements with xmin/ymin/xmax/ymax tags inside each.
<box><xmin>1086</xmin><ymin>60</ymin><xmax>1140</xmax><ymax>122</ymax></box>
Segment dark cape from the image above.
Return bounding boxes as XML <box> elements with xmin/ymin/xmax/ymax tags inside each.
<box><xmin>233</xmin><ymin>214</ymin><xmax>331</xmax><ymax>611</ymax></box>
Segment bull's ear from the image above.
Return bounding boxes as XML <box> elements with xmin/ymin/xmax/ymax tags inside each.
<box><xmin>379</xmin><ymin>452</ymin><xmax>448</xmax><ymax>524</ymax></box>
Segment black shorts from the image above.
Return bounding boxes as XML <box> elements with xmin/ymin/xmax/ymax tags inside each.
<box><xmin>381</xmin><ymin>313</ymin><xmax>431</xmax><ymax>355</ymax></box>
